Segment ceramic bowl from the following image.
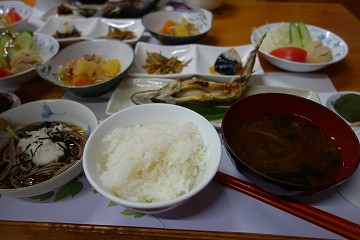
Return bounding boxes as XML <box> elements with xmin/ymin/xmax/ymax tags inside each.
<box><xmin>184</xmin><ymin>0</ymin><xmax>223</xmax><ymax>11</ymax></box>
<box><xmin>222</xmin><ymin>93</ymin><xmax>360</xmax><ymax>196</ymax></box>
<box><xmin>251</xmin><ymin>22</ymin><xmax>349</xmax><ymax>72</ymax></box>
<box><xmin>0</xmin><ymin>99</ymin><xmax>99</xmax><ymax>198</ymax></box>
<box><xmin>142</xmin><ymin>9</ymin><xmax>213</xmax><ymax>45</ymax></box>
<box><xmin>36</xmin><ymin>39</ymin><xmax>134</xmax><ymax>98</ymax></box>
<box><xmin>83</xmin><ymin>103</ymin><xmax>222</xmax><ymax>213</ymax></box>
<box><xmin>0</xmin><ymin>1</ymin><xmax>33</xmax><ymax>32</ymax></box>
<box><xmin>0</xmin><ymin>33</ymin><xmax>59</xmax><ymax>92</ymax></box>
<box><xmin>99</xmin><ymin>0</ymin><xmax>160</xmax><ymax>18</ymax></box>
<box><xmin>0</xmin><ymin>92</ymin><xmax>21</xmax><ymax>113</ymax></box>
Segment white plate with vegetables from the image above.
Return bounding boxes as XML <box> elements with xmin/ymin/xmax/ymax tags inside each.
<box><xmin>128</xmin><ymin>42</ymin><xmax>264</xmax><ymax>82</ymax></box>
<box><xmin>251</xmin><ymin>22</ymin><xmax>348</xmax><ymax>72</ymax></box>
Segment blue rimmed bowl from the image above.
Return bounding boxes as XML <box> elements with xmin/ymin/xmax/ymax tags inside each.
<box><xmin>0</xmin><ymin>1</ymin><xmax>33</xmax><ymax>31</ymax></box>
<box><xmin>0</xmin><ymin>33</ymin><xmax>59</xmax><ymax>92</ymax></box>
<box><xmin>251</xmin><ymin>22</ymin><xmax>349</xmax><ymax>72</ymax></box>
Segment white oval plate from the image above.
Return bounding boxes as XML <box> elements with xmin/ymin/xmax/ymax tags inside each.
<box><xmin>36</xmin><ymin>17</ymin><xmax>144</xmax><ymax>46</ymax></box>
<box><xmin>128</xmin><ymin>42</ymin><xmax>264</xmax><ymax>83</ymax></box>
<box><xmin>106</xmin><ymin>77</ymin><xmax>320</xmax><ymax>128</ymax></box>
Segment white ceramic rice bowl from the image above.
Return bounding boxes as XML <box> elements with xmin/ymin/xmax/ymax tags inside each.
<box><xmin>83</xmin><ymin>103</ymin><xmax>222</xmax><ymax>213</ymax></box>
<box><xmin>0</xmin><ymin>99</ymin><xmax>99</xmax><ymax>197</ymax></box>
<box><xmin>251</xmin><ymin>22</ymin><xmax>349</xmax><ymax>72</ymax></box>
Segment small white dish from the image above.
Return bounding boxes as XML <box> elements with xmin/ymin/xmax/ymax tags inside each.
<box><xmin>94</xmin><ymin>18</ymin><xmax>145</xmax><ymax>45</ymax></box>
<box><xmin>106</xmin><ymin>77</ymin><xmax>321</xmax><ymax>128</ymax></box>
<box><xmin>0</xmin><ymin>1</ymin><xmax>33</xmax><ymax>31</ymax></box>
<box><xmin>251</xmin><ymin>22</ymin><xmax>349</xmax><ymax>72</ymax></box>
<box><xmin>128</xmin><ymin>42</ymin><xmax>264</xmax><ymax>82</ymax></box>
<box><xmin>41</xmin><ymin>3</ymin><xmax>102</xmax><ymax>21</ymax></box>
<box><xmin>326</xmin><ymin>91</ymin><xmax>360</xmax><ymax>129</ymax></box>
<box><xmin>36</xmin><ymin>17</ymin><xmax>144</xmax><ymax>46</ymax></box>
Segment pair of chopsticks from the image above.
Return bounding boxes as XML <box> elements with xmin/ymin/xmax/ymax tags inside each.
<box><xmin>214</xmin><ymin>171</ymin><xmax>360</xmax><ymax>239</ymax></box>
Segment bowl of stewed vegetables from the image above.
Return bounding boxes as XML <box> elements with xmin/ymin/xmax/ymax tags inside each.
<box><xmin>36</xmin><ymin>39</ymin><xmax>134</xmax><ymax>97</ymax></box>
<box><xmin>251</xmin><ymin>22</ymin><xmax>348</xmax><ymax>72</ymax></box>
<box><xmin>142</xmin><ymin>8</ymin><xmax>213</xmax><ymax>45</ymax></box>
<box><xmin>0</xmin><ymin>99</ymin><xmax>99</xmax><ymax>198</ymax></box>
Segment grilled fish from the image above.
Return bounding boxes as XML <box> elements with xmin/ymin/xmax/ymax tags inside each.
<box><xmin>131</xmin><ymin>34</ymin><xmax>265</xmax><ymax>105</ymax></box>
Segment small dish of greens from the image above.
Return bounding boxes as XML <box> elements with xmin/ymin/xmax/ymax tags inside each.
<box><xmin>326</xmin><ymin>91</ymin><xmax>360</xmax><ymax>128</ymax></box>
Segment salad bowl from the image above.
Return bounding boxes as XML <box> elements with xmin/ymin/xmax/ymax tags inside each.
<box><xmin>0</xmin><ymin>1</ymin><xmax>33</xmax><ymax>31</ymax></box>
<box><xmin>251</xmin><ymin>22</ymin><xmax>348</xmax><ymax>72</ymax></box>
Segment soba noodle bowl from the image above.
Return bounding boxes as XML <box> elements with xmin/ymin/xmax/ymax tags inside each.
<box><xmin>0</xmin><ymin>121</ymin><xmax>88</xmax><ymax>189</ymax></box>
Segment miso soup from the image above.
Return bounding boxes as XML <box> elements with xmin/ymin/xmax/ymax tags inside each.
<box><xmin>230</xmin><ymin>114</ymin><xmax>342</xmax><ymax>187</ymax></box>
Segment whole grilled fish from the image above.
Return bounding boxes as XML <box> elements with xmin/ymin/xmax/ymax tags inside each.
<box><xmin>131</xmin><ymin>34</ymin><xmax>265</xmax><ymax>105</ymax></box>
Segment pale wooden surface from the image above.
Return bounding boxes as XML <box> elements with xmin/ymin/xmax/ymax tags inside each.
<box><xmin>6</xmin><ymin>1</ymin><xmax>360</xmax><ymax>239</ymax></box>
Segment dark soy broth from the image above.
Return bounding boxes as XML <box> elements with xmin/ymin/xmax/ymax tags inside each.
<box><xmin>230</xmin><ymin>114</ymin><xmax>342</xmax><ymax>187</ymax></box>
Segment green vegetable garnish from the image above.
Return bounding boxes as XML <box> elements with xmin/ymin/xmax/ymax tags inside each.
<box><xmin>333</xmin><ymin>93</ymin><xmax>360</xmax><ymax>123</ymax></box>
<box><xmin>0</xmin><ymin>117</ymin><xmax>20</xmax><ymax>140</ymax></box>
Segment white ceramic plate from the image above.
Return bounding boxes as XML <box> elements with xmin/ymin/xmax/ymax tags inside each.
<box><xmin>0</xmin><ymin>1</ymin><xmax>33</xmax><ymax>31</ymax></box>
<box><xmin>36</xmin><ymin>17</ymin><xmax>144</xmax><ymax>46</ymax></box>
<box><xmin>251</xmin><ymin>22</ymin><xmax>349</xmax><ymax>72</ymax></box>
<box><xmin>41</xmin><ymin>3</ymin><xmax>102</xmax><ymax>21</ymax></box>
<box><xmin>106</xmin><ymin>78</ymin><xmax>320</xmax><ymax>128</ymax></box>
<box><xmin>128</xmin><ymin>42</ymin><xmax>264</xmax><ymax>82</ymax></box>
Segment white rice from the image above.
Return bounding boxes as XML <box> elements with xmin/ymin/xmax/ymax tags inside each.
<box><xmin>99</xmin><ymin>122</ymin><xmax>207</xmax><ymax>203</ymax></box>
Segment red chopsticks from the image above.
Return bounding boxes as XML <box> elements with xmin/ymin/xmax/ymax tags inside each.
<box><xmin>214</xmin><ymin>171</ymin><xmax>360</xmax><ymax>240</ymax></box>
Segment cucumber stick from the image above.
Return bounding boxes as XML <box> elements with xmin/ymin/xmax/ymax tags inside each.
<box><xmin>14</xmin><ymin>30</ymin><xmax>33</xmax><ymax>50</ymax></box>
<box><xmin>289</xmin><ymin>22</ymin><xmax>302</xmax><ymax>48</ymax></box>
<box><xmin>298</xmin><ymin>21</ymin><xmax>312</xmax><ymax>47</ymax></box>
<box><xmin>289</xmin><ymin>21</ymin><xmax>312</xmax><ymax>48</ymax></box>
<box><xmin>0</xmin><ymin>32</ymin><xmax>13</xmax><ymax>69</ymax></box>
<box><xmin>8</xmin><ymin>30</ymin><xmax>34</xmax><ymax>61</ymax></box>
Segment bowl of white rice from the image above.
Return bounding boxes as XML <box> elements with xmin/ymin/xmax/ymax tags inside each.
<box><xmin>83</xmin><ymin>103</ymin><xmax>222</xmax><ymax>213</ymax></box>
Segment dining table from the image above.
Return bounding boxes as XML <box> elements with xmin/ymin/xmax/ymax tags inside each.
<box><xmin>1</xmin><ymin>0</ymin><xmax>360</xmax><ymax>239</ymax></box>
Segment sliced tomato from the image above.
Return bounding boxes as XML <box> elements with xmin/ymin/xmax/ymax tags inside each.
<box><xmin>0</xmin><ymin>66</ymin><xmax>13</xmax><ymax>78</ymax></box>
<box><xmin>5</xmin><ymin>9</ymin><xmax>23</xmax><ymax>25</ymax></box>
<box><xmin>270</xmin><ymin>47</ymin><xmax>307</xmax><ymax>63</ymax></box>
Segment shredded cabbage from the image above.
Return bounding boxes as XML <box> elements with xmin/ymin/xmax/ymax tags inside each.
<box><xmin>260</xmin><ymin>25</ymin><xmax>290</xmax><ymax>52</ymax></box>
